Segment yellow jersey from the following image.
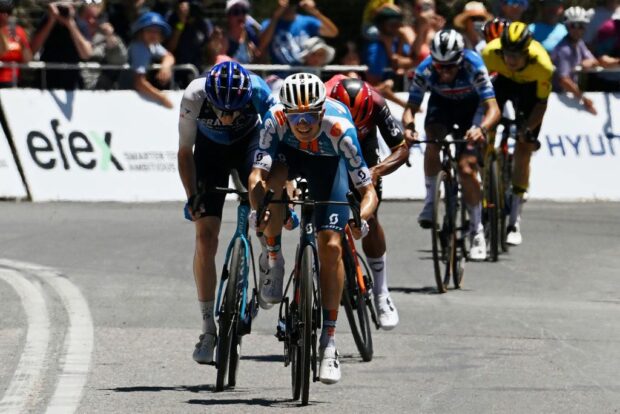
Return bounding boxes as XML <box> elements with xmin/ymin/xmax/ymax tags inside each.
<box><xmin>481</xmin><ymin>38</ymin><xmax>555</xmax><ymax>100</ymax></box>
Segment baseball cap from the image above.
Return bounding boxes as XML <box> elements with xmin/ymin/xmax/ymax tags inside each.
<box><xmin>226</xmin><ymin>0</ymin><xmax>250</xmax><ymax>12</ymax></box>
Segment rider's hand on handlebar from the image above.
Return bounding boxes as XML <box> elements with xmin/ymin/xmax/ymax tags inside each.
<box><xmin>465</xmin><ymin>126</ymin><xmax>486</xmax><ymax>143</ymax></box>
<box><xmin>348</xmin><ymin>218</ymin><xmax>369</xmax><ymax>240</ymax></box>
<box><xmin>187</xmin><ymin>193</ymin><xmax>206</xmax><ymax>221</ymax></box>
<box><xmin>404</xmin><ymin>128</ymin><xmax>419</xmax><ymax>146</ymax></box>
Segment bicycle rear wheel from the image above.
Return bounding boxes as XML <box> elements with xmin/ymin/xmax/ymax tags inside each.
<box><xmin>215</xmin><ymin>238</ymin><xmax>242</xmax><ymax>392</ymax></box>
<box><xmin>341</xmin><ymin>245</ymin><xmax>373</xmax><ymax>362</ymax></box>
<box><xmin>432</xmin><ymin>171</ymin><xmax>452</xmax><ymax>293</ymax></box>
<box><xmin>485</xmin><ymin>158</ymin><xmax>500</xmax><ymax>262</ymax></box>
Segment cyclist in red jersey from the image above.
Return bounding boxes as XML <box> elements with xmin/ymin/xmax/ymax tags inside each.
<box><xmin>326</xmin><ymin>74</ymin><xmax>410</xmax><ymax>330</ymax></box>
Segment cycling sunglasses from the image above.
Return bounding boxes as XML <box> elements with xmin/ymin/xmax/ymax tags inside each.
<box><xmin>432</xmin><ymin>62</ymin><xmax>459</xmax><ymax>71</ymax></box>
<box><xmin>567</xmin><ymin>22</ymin><xmax>587</xmax><ymax>30</ymax></box>
<box><xmin>285</xmin><ymin>111</ymin><xmax>321</xmax><ymax>126</ymax></box>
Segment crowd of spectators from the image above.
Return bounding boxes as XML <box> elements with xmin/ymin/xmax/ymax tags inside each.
<box><xmin>0</xmin><ymin>0</ymin><xmax>619</xmax><ymax>104</ymax></box>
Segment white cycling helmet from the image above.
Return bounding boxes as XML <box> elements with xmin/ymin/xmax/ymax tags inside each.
<box><xmin>564</xmin><ymin>7</ymin><xmax>593</xmax><ymax>24</ymax></box>
<box><xmin>430</xmin><ymin>29</ymin><xmax>465</xmax><ymax>64</ymax></box>
<box><xmin>279</xmin><ymin>73</ymin><xmax>327</xmax><ymax>112</ymax></box>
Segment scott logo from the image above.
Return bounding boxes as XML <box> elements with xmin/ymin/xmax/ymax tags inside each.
<box><xmin>27</xmin><ymin>119</ymin><xmax>123</xmax><ymax>171</ymax></box>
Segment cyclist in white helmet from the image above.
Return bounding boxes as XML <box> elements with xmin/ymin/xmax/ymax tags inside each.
<box><xmin>249</xmin><ymin>73</ymin><xmax>378</xmax><ymax>384</ymax></box>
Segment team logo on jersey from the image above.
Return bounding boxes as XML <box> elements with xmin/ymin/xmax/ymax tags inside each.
<box><xmin>330</xmin><ymin>122</ymin><xmax>342</xmax><ymax>137</ymax></box>
<box><xmin>338</xmin><ymin>136</ymin><xmax>363</xmax><ymax>168</ymax></box>
<box><xmin>329</xmin><ymin>214</ymin><xmax>339</xmax><ymax>225</ymax></box>
<box><xmin>259</xmin><ymin>119</ymin><xmax>275</xmax><ymax>149</ymax></box>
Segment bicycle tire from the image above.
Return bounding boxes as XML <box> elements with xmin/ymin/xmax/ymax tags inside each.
<box><xmin>487</xmin><ymin>158</ymin><xmax>500</xmax><ymax>262</ymax></box>
<box><xmin>299</xmin><ymin>245</ymin><xmax>314</xmax><ymax>405</ymax></box>
<box><xmin>499</xmin><ymin>151</ymin><xmax>511</xmax><ymax>253</ymax></box>
<box><xmin>452</xmin><ymin>184</ymin><xmax>466</xmax><ymax>289</ymax></box>
<box><xmin>341</xmin><ymin>245</ymin><xmax>373</xmax><ymax>361</ymax></box>
<box><xmin>290</xmin><ymin>298</ymin><xmax>302</xmax><ymax>401</ymax></box>
<box><xmin>357</xmin><ymin>252</ymin><xmax>379</xmax><ymax>330</ymax></box>
<box><xmin>215</xmin><ymin>238</ymin><xmax>242</xmax><ymax>392</ymax></box>
<box><xmin>432</xmin><ymin>171</ymin><xmax>451</xmax><ymax>293</ymax></box>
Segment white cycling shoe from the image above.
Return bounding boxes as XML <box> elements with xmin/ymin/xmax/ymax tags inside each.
<box><xmin>192</xmin><ymin>332</ymin><xmax>216</xmax><ymax>365</ymax></box>
<box><xmin>469</xmin><ymin>229</ymin><xmax>487</xmax><ymax>261</ymax></box>
<box><xmin>319</xmin><ymin>346</ymin><xmax>341</xmax><ymax>384</ymax></box>
<box><xmin>417</xmin><ymin>201</ymin><xmax>434</xmax><ymax>229</ymax></box>
<box><xmin>507</xmin><ymin>222</ymin><xmax>523</xmax><ymax>246</ymax></box>
<box><xmin>375</xmin><ymin>294</ymin><xmax>399</xmax><ymax>330</ymax></box>
<box><xmin>258</xmin><ymin>254</ymin><xmax>284</xmax><ymax>308</ymax></box>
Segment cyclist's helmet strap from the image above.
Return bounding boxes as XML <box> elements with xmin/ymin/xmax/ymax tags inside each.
<box><xmin>501</xmin><ymin>21</ymin><xmax>532</xmax><ymax>54</ymax></box>
<box><xmin>279</xmin><ymin>73</ymin><xmax>327</xmax><ymax>112</ymax></box>
<box><xmin>205</xmin><ymin>61</ymin><xmax>253</xmax><ymax>111</ymax></box>
<box><xmin>483</xmin><ymin>17</ymin><xmax>510</xmax><ymax>43</ymax></box>
<box><xmin>329</xmin><ymin>79</ymin><xmax>374</xmax><ymax>129</ymax></box>
<box><xmin>430</xmin><ymin>29</ymin><xmax>465</xmax><ymax>64</ymax></box>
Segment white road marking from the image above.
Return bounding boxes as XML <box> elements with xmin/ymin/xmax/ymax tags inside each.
<box><xmin>0</xmin><ymin>269</ymin><xmax>51</xmax><ymax>414</ymax></box>
<box><xmin>0</xmin><ymin>260</ymin><xmax>94</xmax><ymax>414</ymax></box>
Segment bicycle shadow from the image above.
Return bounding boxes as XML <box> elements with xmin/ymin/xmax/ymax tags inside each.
<box><xmin>106</xmin><ymin>384</ymin><xmax>216</xmax><ymax>393</ymax></box>
<box><xmin>241</xmin><ymin>354</ymin><xmax>284</xmax><ymax>363</ymax></box>
<box><xmin>389</xmin><ymin>286</ymin><xmax>442</xmax><ymax>295</ymax></box>
<box><xmin>187</xmin><ymin>396</ymin><xmax>326</xmax><ymax>408</ymax></box>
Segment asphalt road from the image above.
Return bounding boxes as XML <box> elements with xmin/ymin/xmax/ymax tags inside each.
<box><xmin>1</xmin><ymin>201</ymin><xmax>619</xmax><ymax>413</ymax></box>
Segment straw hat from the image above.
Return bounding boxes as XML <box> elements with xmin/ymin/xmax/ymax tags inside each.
<box><xmin>454</xmin><ymin>2</ymin><xmax>493</xmax><ymax>29</ymax></box>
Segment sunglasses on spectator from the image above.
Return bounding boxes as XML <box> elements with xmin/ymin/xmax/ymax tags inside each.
<box><xmin>285</xmin><ymin>111</ymin><xmax>322</xmax><ymax>126</ymax></box>
<box><xmin>83</xmin><ymin>0</ymin><xmax>103</xmax><ymax>4</ymax></box>
<box><xmin>213</xmin><ymin>107</ymin><xmax>241</xmax><ymax>120</ymax></box>
<box><xmin>228</xmin><ymin>7</ymin><xmax>248</xmax><ymax>16</ymax></box>
<box><xmin>433</xmin><ymin>62</ymin><xmax>459</xmax><ymax>71</ymax></box>
<box><xmin>567</xmin><ymin>22</ymin><xmax>586</xmax><ymax>30</ymax></box>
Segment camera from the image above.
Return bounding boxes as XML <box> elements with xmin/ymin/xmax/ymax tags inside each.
<box><xmin>55</xmin><ymin>2</ymin><xmax>71</xmax><ymax>18</ymax></box>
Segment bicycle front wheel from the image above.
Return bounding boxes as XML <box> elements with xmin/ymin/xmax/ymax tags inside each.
<box><xmin>432</xmin><ymin>171</ymin><xmax>452</xmax><ymax>293</ymax></box>
<box><xmin>486</xmin><ymin>158</ymin><xmax>500</xmax><ymax>262</ymax></box>
<box><xmin>215</xmin><ymin>238</ymin><xmax>242</xmax><ymax>391</ymax></box>
<box><xmin>341</xmin><ymin>247</ymin><xmax>373</xmax><ymax>361</ymax></box>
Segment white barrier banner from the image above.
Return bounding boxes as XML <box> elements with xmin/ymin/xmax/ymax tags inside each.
<box><xmin>381</xmin><ymin>92</ymin><xmax>620</xmax><ymax>201</ymax></box>
<box><xmin>0</xmin><ymin>127</ymin><xmax>27</xmax><ymax>198</ymax></box>
<box><xmin>0</xmin><ymin>89</ymin><xmax>185</xmax><ymax>201</ymax></box>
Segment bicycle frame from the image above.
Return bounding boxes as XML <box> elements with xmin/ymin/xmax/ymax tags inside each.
<box><xmin>343</xmin><ymin>225</ymin><xmax>368</xmax><ymax>296</ymax></box>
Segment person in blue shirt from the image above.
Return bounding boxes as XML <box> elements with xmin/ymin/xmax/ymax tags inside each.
<box><xmin>402</xmin><ymin>29</ymin><xmax>500</xmax><ymax>261</ymax></box>
<box><xmin>529</xmin><ymin>0</ymin><xmax>568</xmax><ymax>53</ymax></box>
<box><xmin>249</xmin><ymin>73</ymin><xmax>378</xmax><ymax>385</ymax></box>
<box><xmin>178</xmin><ymin>61</ymin><xmax>276</xmax><ymax>366</ymax></box>
<box><xmin>258</xmin><ymin>0</ymin><xmax>338</xmax><ymax>65</ymax></box>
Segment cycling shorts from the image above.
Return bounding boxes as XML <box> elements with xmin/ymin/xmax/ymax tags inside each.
<box><xmin>193</xmin><ymin>128</ymin><xmax>258</xmax><ymax>219</ymax></box>
<box><xmin>493</xmin><ymin>75</ymin><xmax>542</xmax><ymax>145</ymax></box>
<box><xmin>276</xmin><ymin>145</ymin><xmax>350</xmax><ymax>233</ymax></box>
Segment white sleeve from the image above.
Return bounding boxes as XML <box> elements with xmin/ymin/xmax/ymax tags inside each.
<box><xmin>178</xmin><ymin>78</ymin><xmax>206</xmax><ymax>148</ymax></box>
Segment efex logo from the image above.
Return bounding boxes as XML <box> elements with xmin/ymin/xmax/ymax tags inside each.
<box><xmin>27</xmin><ymin>119</ymin><xmax>123</xmax><ymax>170</ymax></box>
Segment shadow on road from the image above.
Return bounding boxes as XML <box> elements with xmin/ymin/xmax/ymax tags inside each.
<box><xmin>187</xmin><ymin>397</ymin><xmax>324</xmax><ymax>408</ymax></box>
<box><xmin>390</xmin><ymin>286</ymin><xmax>439</xmax><ymax>295</ymax></box>
<box><xmin>107</xmin><ymin>384</ymin><xmax>216</xmax><ymax>393</ymax></box>
<box><xmin>241</xmin><ymin>354</ymin><xmax>284</xmax><ymax>363</ymax></box>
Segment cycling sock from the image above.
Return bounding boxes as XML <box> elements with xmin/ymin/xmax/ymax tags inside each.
<box><xmin>265</xmin><ymin>235</ymin><xmax>283</xmax><ymax>267</ymax></box>
<box><xmin>367</xmin><ymin>254</ymin><xmax>389</xmax><ymax>296</ymax></box>
<box><xmin>467</xmin><ymin>203</ymin><xmax>482</xmax><ymax>235</ymax></box>
<box><xmin>199</xmin><ymin>300</ymin><xmax>216</xmax><ymax>334</ymax></box>
<box><xmin>509</xmin><ymin>186</ymin><xmax>526</xmax><ymax>227</ymax></box>
<box><xmin>320</xmin><ymin>309</ymin><xmax>338</xmax><ymax>349</ymax></box>
<box><xmin>424</xmin><ymin>176</ymin><xmax>437</xmax><ymax>206</ymax></box>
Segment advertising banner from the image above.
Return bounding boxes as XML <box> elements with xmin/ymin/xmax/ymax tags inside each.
<box><xmin>381</xmin><ymin>92</ymin><xmax>620</xmax><ymax>201</ymax></box>
<box><xmin>0</xmin><ymin>89</ymin><xmax>185</xmax><ymax>201</ymax></box>
<box><xmin>0</xmin><ymin>126</ymin><xmax>27</xmax><ymax>198</ymax></box>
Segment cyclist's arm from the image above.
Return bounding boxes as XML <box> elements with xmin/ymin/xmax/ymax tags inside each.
<box><xmin>402</xmin><ymin>103</ymin><xmax>420</xmax><ymax>143</ymax></box>
<box><xmin>177</xmin><ymin>85</ymin><xmax>201</xmax><ymax>198</ymax></box>
<box><xmin>357</xmin><ymin>182</ymin><xmax>378</xmax><ymax>223</ymax></box>
<box><xmin>249</xmin><ymin>111</ymin><xmax>280</xmax><ymax>210</ymax></box>
<box><xmin>480</xmin><ymin>98</ymin><xmax>500</xmax><ymax>133</ymax></box>
<box><xmin>373</xmin><ymin>96</ymin><xmax>408</xmax><ymax>177</ymax></box>
<box><xmin>372</xmin><ymin>142</ymin><xmax>409</xmax><ymax>180</ymax></box>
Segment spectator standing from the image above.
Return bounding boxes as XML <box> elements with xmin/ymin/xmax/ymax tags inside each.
<box><xmin>166</xmin><ymin>0</ymin><xmax>213</xmax><ymax>87</ymax></box>
<box><xmin>362</xmin><ymin>0</ymin><xmax>394</xmax><ymax>39</ymax></box>
<box><xmin>551</xmin><ymin>6</ymin><xmax>598</xmax><ymax>114</ymax></box>
<box><xmin>364</xmin><ymin>5</ymin><xmax>407</xmax><ymax>85</ymax></box>
<box><xmin>584</xmin><ymin>0</ymin><xmax>619</xmax><ymax>46</ymax></box>
<box><xmin>497</xmin><ymin>0</ymin><xmax>529</xmax><ymax>22</ymax></box>
<box><xmin>592</xmin><ymin>7</ymin><xmax>620</xmax><ymax>90</ymax></box>
<box><xmin>529</xmin><ymin>0</ymin><xmax>567</xmax><ymax>53</ymax></box>
<box><xmin>454</xmin><ymin>1</ymin><xmax>493</xmax><ymax>53</ymax></box>
<box><xmin>204</xmin><ymin>26</ymin><xmax>233</xmax><ymax>67</ymax></box>
<box><xmin>120</xmin><ymin>12</ymin><xmax>175</xmax><ymax>108</ymax></box>
<box><xmin>401</xmin><ymin>0</ymin><xmax>445</xmax><ymax>67</ymax></box>
<box><xmin>226</xmin><ymin>0</ymin><xmax>260</xmax><ymax>64</ymax></box>
<box><xmin>259</xmin><ymin>0</ymin><xmax>338</xmax><ymax>65</ymax></box>
<box><xmin>0</xmin><ymin>0</ymin><xmax>31</xmax><ymax>87</ymax></box>
<box><xmin>31</xmin><ymin>2</ymin><xmax>93</xmax><ymax>90</ymax></box>
<box><xmin>78</xmin><ymin>1</ymin><xmax>127</xmax><ymax>89</ymax></box>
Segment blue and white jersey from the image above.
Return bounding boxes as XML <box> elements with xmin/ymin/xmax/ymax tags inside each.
<box><xmin>253</xmin><ymin>98</ymin><xmax>372</xmax><ymax>189</ymax></box>
<box><xmin>178</xmin><ymin>73</ymin><xmax>276</xmax><ymax>147</ymax></box>
<box><xmin>407</xmin><ymin>49</ymin><xmax>495</xmax><ymax>106</ymax></box>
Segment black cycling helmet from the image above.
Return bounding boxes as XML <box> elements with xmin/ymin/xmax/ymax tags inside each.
<box><xmin>501</xmin><ymin>21</ymin><xmax>532</xmax><ymax>53</ymax></box>
<box><xmin>0</xmin><ymin>0</ymin><xmax>14</xmax><ymax>14</ymax></box>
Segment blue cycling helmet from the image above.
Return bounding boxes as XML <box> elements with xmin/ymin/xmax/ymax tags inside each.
<box><xmin>205</xmin><ymin>62</ymin><xmax>253</xmax><ymax>111</ymax></box>
<box><xmin>131</xmin><ymin>12</ymin><xmax>171</xmax><ymax>38</ymax></box>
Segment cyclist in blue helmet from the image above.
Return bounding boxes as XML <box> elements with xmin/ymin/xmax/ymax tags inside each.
<box><xmin>178</xmin><ymin>61</ymin><xmax>276</xmax><ymax>365</ymax></box>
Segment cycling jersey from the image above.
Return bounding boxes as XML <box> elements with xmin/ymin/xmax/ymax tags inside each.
<box><xmin>407</xmin><ymin>49</ymin><xmax>495</xmax><ymax>106</ymax></box>
<box><xmin>179</xmin><ymin>73</ymin><xmax>276</xmax><ymax>147</ymax></box>
<box><xmin>254</xmin><ymin>98</ymin><xmax>372</xmax><ymax>190</ymax></box>
<box><xmin>481</xmin><ymin>38</ymin><xmax>554</xmax><ymax>100</ymax></box>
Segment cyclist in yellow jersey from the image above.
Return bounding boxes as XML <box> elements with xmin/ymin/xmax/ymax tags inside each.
<box><xmin>481</xmin><ymin>22</ymin><xmax>554</xmax><ymax>246</ymax></box>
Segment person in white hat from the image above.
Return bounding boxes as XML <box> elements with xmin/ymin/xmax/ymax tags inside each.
<box><xmin>453</xmin><ymin>1</ymin><xmax>493</xmax><ymax>53</ymax></box>
<box><xmin>299</xmin><ymin>36</ymin><xmax>335</xmax><ymax>66</ymax></box>
<box><xmin>591</xmin><ymin>5</ymin><xmax>620</xmax><ymax>90</ymax></box>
